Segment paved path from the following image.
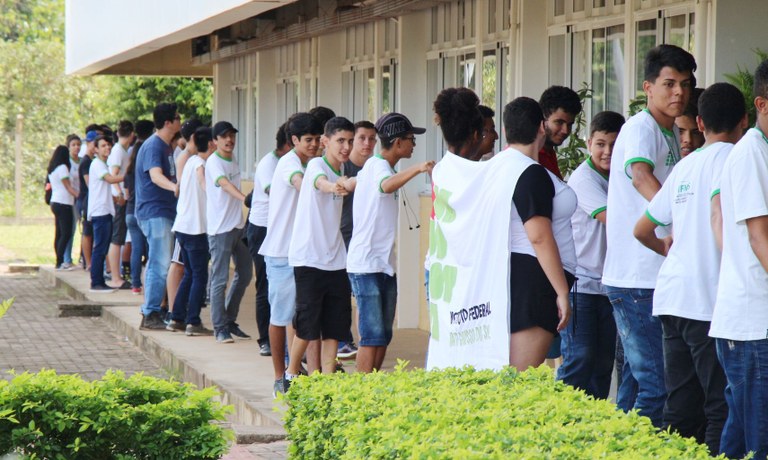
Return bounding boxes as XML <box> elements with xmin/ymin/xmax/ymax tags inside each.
<box><xmin>0</xmin><ymin>272</ymin><xmax>164</xmax><ymax>380</ymax></box>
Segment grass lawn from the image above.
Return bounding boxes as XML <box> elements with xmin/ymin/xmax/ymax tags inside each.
<box><xmin>0</xmin><ymin>223</ymin><xmax>81</xmax><ymax>265</ymax></box>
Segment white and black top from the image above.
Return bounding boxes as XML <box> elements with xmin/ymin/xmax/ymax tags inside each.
<box><xmin>507</xmin><ymin>149</ymin><xmax>577</xmax><ymax>274</ymax></box>
<box><xmin>49</xmin><ymin>164</ymin><xmax>74</xmax><ymax>206</ymax></box>
<box><xmin>248</xmin><ymin>150</ymin><xmax>279</xmax><ymax>228</ymax></box>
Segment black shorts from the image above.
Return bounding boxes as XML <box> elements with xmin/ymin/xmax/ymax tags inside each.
<box><xmin>509</xmin><ymin>252</ymin><xmax>575</xmax><ymax>335</ymax></box>
<box><xmin>81</xmin><ymin>217</ymin><xmax>93</xmax><ymax>237</ymax></box>
<box><xmin>293</xmin><ymin>266</ymin><xmax>352</xmax><ymax>341</ymax></box>
<box><xmin>111</xmin><ymin>203</ymin><xmax>127</xmax><ymax>245</ymax></box>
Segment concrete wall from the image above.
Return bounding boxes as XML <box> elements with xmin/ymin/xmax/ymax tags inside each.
<box><xmin>712</xmin><ymin>0</ymin><xmax>768</xmax><ymax>85</ymax></box>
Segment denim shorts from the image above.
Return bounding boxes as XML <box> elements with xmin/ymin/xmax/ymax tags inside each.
<box><xmin>265</xmin><ymin>256</ymin><xmax>296</xmax><ymax>327</ymax></box>
<box><xmin>348</xmin><ymin>272</ymin><xmax>397</xmax><ymax>347</ymax></box>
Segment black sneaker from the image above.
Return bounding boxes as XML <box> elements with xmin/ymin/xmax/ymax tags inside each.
<box><xmin>272</xmin><ymin>376</ymin><xmax>291</xmax><ymax>398</ymax></box>
<box><xmin>229</xmin><ymin>325</ymin><xmax>251</xmax><ymax>340</ymax></box>
<box><xmin>259</xmin><ymin>343</ymin><xmax>272</xmax><ymax>356</ymax></box>
<box><xmin>186</xmin><ymin>324</ymin><xmax>214</xmax><ymax>336</ymax></box>
<box><xmin>89</xmin><ymin>284</ymin><xmax>115</xmax><ymax>293</ymax></box>
<box><xmin>116</xmin><ymin>280</ymin><xmax>132</xmax><ymax>290</ymax></box>
<box><xmin>166</xmin><ymin>320</ymin><xmax>185</xmax><ymax>332</ymax></box>
<box><xmin>140</xmin><ymin>312</ymin><xmax>167</xmax><ymax>330</ymax></box>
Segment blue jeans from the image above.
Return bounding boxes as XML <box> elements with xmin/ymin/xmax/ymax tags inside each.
<box><xmin>90</xmin><ymin>215</ymin><xmax>112</xmax><ymax>287</ymax></box>
<box><xmin>139</xmin><ymin>217</ymin><xmax>173</xmax><ymax>315</ymax></box>
<box><xmin>172</xmin><ymin>232</ymin><xmax>209</xmax><ymax>326</ymax></box>
<box><xmin>557</xmin><ymin>292</ymin><xmax>617</xmax><ymax>399</ymax></box>
<box><xmin>349</xmin><ymin>273</ymin><xmax>397</xmax><ymax>347</ymax></box>
<box><xmin>208</xmin><ymin>228</ymin><xmax>253</xmax><ymax>333</ymax></box>
<box><xmin>716</xmin><ymin>338</ymin><xmax>768</xmax><ymax>459</ymax></box>
<box><xmin>265</xmin><ymin>256</ymin><xmax>296</xmax><ymax>327</ymax></box>
<box><xmin>606</xmin><ymin>286</ymin><xmax>666</xmax><ymax>428</ymax></box>
<box><xmin>126</xmin><ymin>214</ymin><xmax>146</xmax><ymax>289</ymax></box>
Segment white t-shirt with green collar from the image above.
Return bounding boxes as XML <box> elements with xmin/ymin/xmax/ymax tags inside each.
<box><xmin>87</xmin><ymin>157</ymin><xmax>115</xmax><ymax>219</ymax></box>
<box><xmin>288</xmin><ymin>156</ymin><xmax>346</xmax><ymax>270</ymax></box>
<box><xmin>568</xmin><ymin>156</ymin><xmax>609</xmax><ymax>295</ymax></box>
<box><xmin>602</xmin><ymin>109</ymin><xmax>681</xmax><ymax>289</ymax></box>
<box><xmin>646</xmin><ymin>142</ymin><xmax>732</xmax><ymax>321</ymax></box>
<box><xmin>347</xmin><ymin>154</ymin><xmax>399</xmax><ymax>276</ymax></box>
<box><xmin>711</xmin><ymin>128</ymin><xmax>768</xmax><ymax>340</ymax></box>
<box><xmin>259</xmin><ymin>150</ymin><xmax>304</xmax><ymax>258</ymax></box>
<box><xmin>248</xmin><ymin>150</ymin><xmax>279</xmax><ymax>227</ymax></box>
<box><xmin>205</xmin><ymin>151</ymin><xmax>244</xmax><ymax>236</ymax></box>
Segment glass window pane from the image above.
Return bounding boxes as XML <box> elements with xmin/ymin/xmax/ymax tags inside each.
<box><xmin>549</xmin><ymin>35</ymin><xmax>566</xmax><ymax>86</ymax></box>
<box><xmin>605</xmin><ymin>25</ymin><xmax>625</xmax><ymax>113</ymax></box>
<box><xmin>487</xmin><ymin>0</ymin><xmax>496</xmax><ymax>34</ymax></box>
<box><xmin>591</xmin><ymin>28</ymin><xmax>606</xmax><ymax>115</ymax></box>
<box><xmin>503</xmin><ymin>0</ymin><xmax>511</xmax><ymax>30</ymax></box>
<box><xmin>554</xmin><ymin>0</ymin><xmax>564</xmax><ymax>16</ymax></box>
<box><xmin>664</xmin><ymin>14</ymin><xmax>687</xmax><ymax>49</ymax></box>
<box><xmin>482</xmin><ymin>51</ymin><xmax>497</xmax><ymax>111</ymax></box>
<box><xmin>574</xmin><ymin>0</ymin><xmax>585</xmax><ymax>12</ymax></box>
<box><xmin>367</xmin><ymin>68</ymin><xmax>375</xmax><ymax>123</ymax></box>
<box><xmin>431</xmin><ymin>7</ymin><xmax>438</xmax><ymax>44</ymax></box>
<box><xmin>688</xmin><ymin>13</ymin><xmax>695</xmax><ymax>54</ymax></box>
<box><xmin>594</xmin><ymin>0</ymin><xmax>606</xmax><ymax>7</ymax></box>
<box><xmin>382</xmin><ymin>65</ymin><xmax>391</xmax><ymax>115</ymax></box>
<box><xmin>635</xmin><ymin>19</ymin><xmax>657</xmax><ymax>94</ymax></box>
<box><xmin>459</xmin><ymin>53</ymin><xmax>476</xmax><ymax>88</ymax></box>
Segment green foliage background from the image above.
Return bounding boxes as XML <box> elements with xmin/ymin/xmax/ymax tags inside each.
<box><xmin>0</xmin><ymin>0</ymin><xmax>212</xmax><ymax>218</ymax></box>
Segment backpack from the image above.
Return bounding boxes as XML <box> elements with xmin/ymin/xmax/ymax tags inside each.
<box><xmin>44</xmin><ymin>176</ymin><xmax>52</xmax><ymax>205</ymax></box>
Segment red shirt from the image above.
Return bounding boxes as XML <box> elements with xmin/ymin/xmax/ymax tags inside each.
<box><xmin>538</xmin><ymin>146</ymin><xmax>563</xmax><ymax>180</ymax></box>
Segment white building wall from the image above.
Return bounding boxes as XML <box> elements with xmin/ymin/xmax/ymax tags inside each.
<box><xmin>712</xmin><ymin>0</ymin><xmax>768</xmax><ymax>84</ymax></box>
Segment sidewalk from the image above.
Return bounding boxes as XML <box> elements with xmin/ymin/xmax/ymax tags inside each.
<box><xmin>37</xmin><ymin>264</ymin><xmax>429</xmax><ymax>458</ymax></box>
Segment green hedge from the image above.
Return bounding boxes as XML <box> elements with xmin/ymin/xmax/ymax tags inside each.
<box><xmin>283</xmin><ymin>364</ymin><xmax>723</xmax><ymax>459</ymax></box>
<box><xmin>0</xmin><ymin>370</ymin><xmax>233</xmax><ymax>459</ymax></box>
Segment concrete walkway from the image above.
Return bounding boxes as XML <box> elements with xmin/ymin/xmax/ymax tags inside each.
<box><xmin>36</xmin><ymin>265</ymin><xmax>429</xmax><ymax>459</ymax></box>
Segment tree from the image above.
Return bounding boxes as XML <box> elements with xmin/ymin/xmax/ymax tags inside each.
<box><xmin>111</xmin><ymin>76</ymin><xmax>213</xmax><ymax>124</ymax></box>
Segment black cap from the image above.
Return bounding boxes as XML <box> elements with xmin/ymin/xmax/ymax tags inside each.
<box><xmin>212</xmin><ymin>121</ymin><xmax>238</xmax><ymax>138</ymax></box>
<box><xmin>374</xmin><ymin>113</ymin><xmax>426</xmax><ymax>140</ymax></box>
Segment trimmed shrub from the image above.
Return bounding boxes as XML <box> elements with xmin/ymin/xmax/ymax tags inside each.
<box><xmin>283</xmin><ymin>364</ymin><xmax>723</xmax><ymax>459</ymax></box>
<box><xmin>0</xmin><ymin>369</ymin><xmax>233</xmax><ymax>459</ymax></box>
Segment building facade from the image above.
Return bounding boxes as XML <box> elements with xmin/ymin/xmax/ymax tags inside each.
<box><xmin>67</xmin><ymin>0</ymin><xmax>768</xmax><ymax>331</ymax></box>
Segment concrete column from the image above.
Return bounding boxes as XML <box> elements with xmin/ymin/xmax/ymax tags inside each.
<box><xmin>396</xmin><ymin>9</ymin><xmax>430</xmax><ymax>329</ymax></box>
<box><xmin>316</xmin><ymin>31</ymin><xmax>344</xmax><ymax>114</ymax></box>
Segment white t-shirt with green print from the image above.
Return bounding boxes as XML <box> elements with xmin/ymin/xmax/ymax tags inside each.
<box><xmin>646</xmin><ymin>142</ymin><xmax>732</xmax><ymax>320</ymax></box>
<box><xmin>205</xmin><ymin>151</ymin><xmax>244</xmax><ymax>236</ymax></box>
<box><xmin>603</xmin><ymin>109</ymin><xmax>680</xmax><ymax>289</ymax></box>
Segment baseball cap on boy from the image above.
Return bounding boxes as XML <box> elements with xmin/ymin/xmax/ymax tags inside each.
<box><xmin>374</xmin><ymin>113</ymin><xmax>426</xmax><ymax>141</ymax></box>
<box><xmin>212</xmin><ymin>121</ymin><xmax>238</xmax><ymax>138</ymax></box>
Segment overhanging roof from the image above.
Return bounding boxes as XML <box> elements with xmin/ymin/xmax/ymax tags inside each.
<box><xmin>65</xmin><ymin>0</ymin><xmax>295</xmax><ymax>76</ymax></box>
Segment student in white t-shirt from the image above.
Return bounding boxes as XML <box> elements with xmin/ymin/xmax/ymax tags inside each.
<box><xmin>247</xmin><ymin>123</ymin><xmax>292</xmax><ymax>357</ymax></box>
<box><xmin>602</xmin><ymin>44</ymin><xmax>697</xmax><ymax>428</ymax></box>
<box><xmin>48</xmin><ymin>145</ymin><xmax>79</xmax><ymax>270</ymax></box>
<box><xmin>634</xmin><ymin>83</ymin><xmax>746</xmax><ymax>454</ymax></box>
<box><xmin>88</xmin><ymin>135</ymin><xmax>125</xmax><ymax>293</ymax></box>
<box><xmin>106</xmin><ymin>121</ymin><xmax>135</xmax><ymax>289</ymax></box>
<box><xmin>556</xmin><ymin>111</ymin><xmax>625</xmax><ymax>399</ymax></box>
<box><xmin>62</xmin><ymin>134</ymin><xmax>82</xmax><ymax>268</ymax></box>
<box><xmin>282</xmin><ymin>117</ymin><xmax>356</xmax><ymax>387</ymax></box>
<box><xmin>347</xmin><ymin>112</ymin><xmax>433</xmax><ymax>374</ymax></box>
<box><xmin>709</xmin><ymin>61</ymin><xmax>768</xmax><ymax>460</ymax></box>
<box><xmin>166</xmin><ymin>127</ymin><xmax>215</xmax><ymax>337</ymax></box>
<box><xmin>259</xmin><ymin>113</ymin><xmax>323</xmax><ymax>396</ymax></box>
<box><xmin>205</xmin><ymin>121</ymin><xmax>253</xmax><ymax>344</ymax></box>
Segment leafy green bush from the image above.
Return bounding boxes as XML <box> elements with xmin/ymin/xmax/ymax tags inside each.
<box><xmin>283</xmin><ymin>364</ymin><xmax>722</xmax><ymax>459</ymax></box>
<box><xmin>0</xmin><ymin>370</ymin><xmax>233</xmax><ymax>459</ymax></box>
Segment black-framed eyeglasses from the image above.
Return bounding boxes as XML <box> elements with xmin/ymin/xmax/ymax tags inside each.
<box><xmin>402</xmin><ymin>136</ymin><xmax>416</xmax><ymax>143</ymax></box>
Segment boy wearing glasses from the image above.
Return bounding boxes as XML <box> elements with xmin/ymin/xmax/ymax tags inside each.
<box><xmin>346</xmin><ymin>113</ymin><xmax>434</xmax><ymax>373</ymax></box>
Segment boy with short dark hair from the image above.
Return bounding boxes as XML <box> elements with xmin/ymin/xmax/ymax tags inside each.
<box><xmin>88</xmin><ymin>135</ymin><xmax>125</xmax><ymax>292</ymax></box>
<box><xmin>557</xmin><ymin>111</ymin><xmax>624</xmax><ymax>399</ymax></box>
<box><xmin>347</xmin><ymin>113</ymin><xmax>433</xmax><ymax>373</ymax></box>
<box><xmin>259</xmin><ymin>113</ymin><xmax>323</xmax><ymax>395</ymax></box>
<box><xmin>602</xmin><ymin>44</ymin><xmax>696</xmax><ymax>427</ymax></box>
<box><xmin>709</xmin><ymin>61</ymin><xmax>768</xmax><ymax>459</ymax></box>
<box><xmin>282</xmin><ymin>117</ymin><xmax>355</xmax><ymax>387</ymax></box>
<box><xmin>634</xmin><ymin>82</ymin><xmax>746</xmax><ymax>455</ymax></box>
<box><xmin>205</xmin><ymin>121</ymin><xmax>253</xmax><ymax>343</ymax></box>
